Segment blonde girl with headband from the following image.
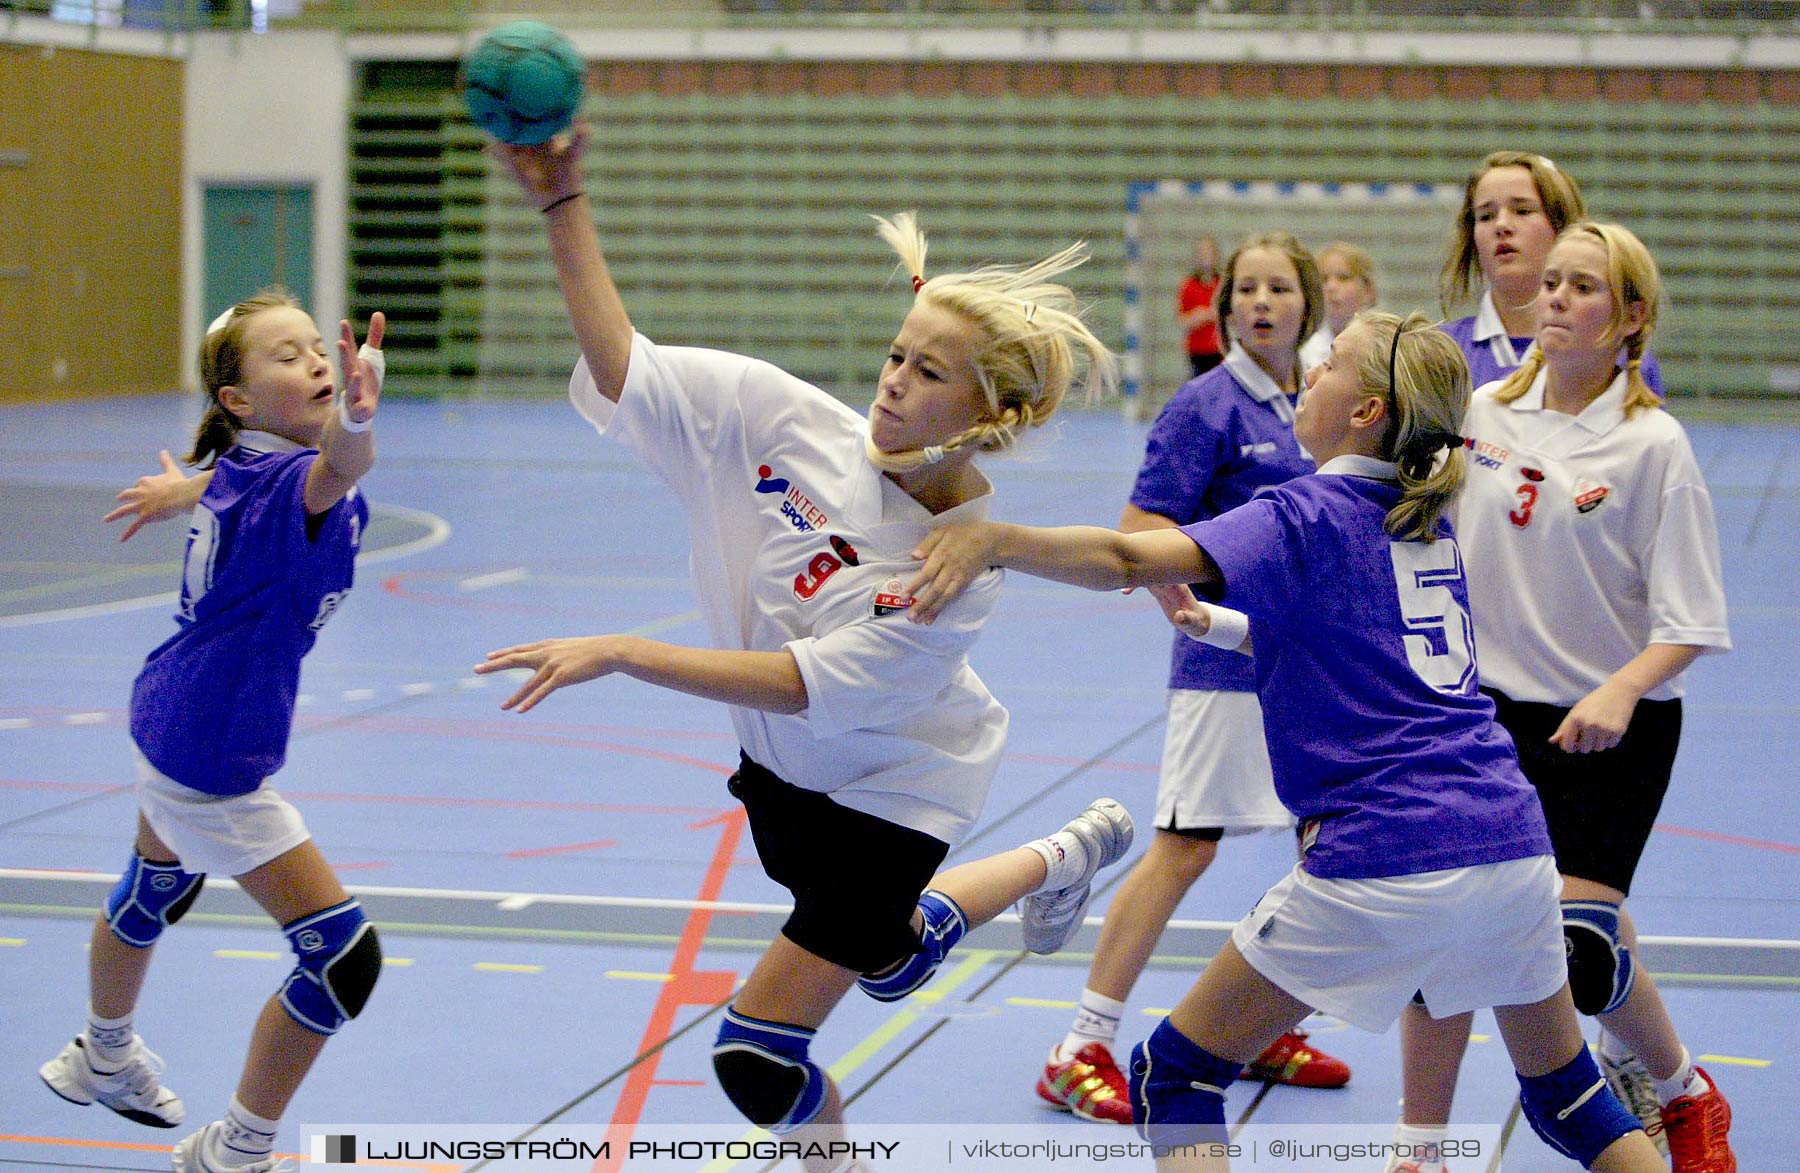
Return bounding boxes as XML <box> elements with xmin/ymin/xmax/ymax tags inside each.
<box><xmin>1031</xmin><ymin>229</ymin><xmax>1351</xmax><ymax>1131</ymax></box>
<box><xmin>1438</xmin><ymin>150</ymin><xmax>1664</xmax><ymax>396</ymax></box>
<box><xmin>902</xmin><ymin>313</ymin><xmax>1667</xmax><ymax>1173</ymax></box>
<box><xmin>478</xmin><ymin>126</ymin><xmax>1131</xmax><ymax>1172</ymax></box>
<box><xmin>1394</xmin><ymin>224</ymin><xmax>1735</xmax><ymax>1173</ymax></box>
<box><xmin>41</xmin><ymin>293</ymin><xmax>388</xmax><ymax>1173</ymax></box>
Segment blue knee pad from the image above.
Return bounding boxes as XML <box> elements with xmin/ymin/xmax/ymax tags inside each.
<box><xmin>1127</xmin><ymin>1018</ymin><xmax>1238</xmax><ymax>1148</ymax></box>
<box><xmin>1518</xmin><ymin>1047</ymin><xmax>1643</xmax><ymax>1167</ymax></box>
<box><xmin>278</xmin><ymin>900</ymin><xmax>382</xmax><ymax>1036</ymax></box>
<box><xmin>1562</xmin><ymin>901</ymin><xmax>1635</xmax><ymax>1016</ymax></box>
<box><xmin>711</xmin><ymin>1007</ymin><xmax>827</xmax><ymax>1134</ymax></box>
<box><xmin>104</xmin><ymin>852</ymin><xmax>205</xmax><ymax>947</ymax></box>
<box><xmin>855</xmin><ymin>889</ymin><xmax>967</xmax><ymax>1002</ymax></box>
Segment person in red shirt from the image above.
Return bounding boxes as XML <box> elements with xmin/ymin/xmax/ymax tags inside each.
<box><xmin>1177</xmin><ymin>236</ymin><xmax>1223</xmax><ymax>379</ymax></box>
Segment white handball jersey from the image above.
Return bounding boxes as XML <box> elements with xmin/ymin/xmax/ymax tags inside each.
<box><xmin>1456</xmin><ymin>370</ymin><xmax>1731</xmax><ymax>704</ymax></box>
<box><xmin>570</xmin><ymin>333</ymin><xmax>1009</xmax><ymax>844</ymax></box>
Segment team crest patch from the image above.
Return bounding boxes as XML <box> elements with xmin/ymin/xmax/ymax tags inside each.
<box><xmin>872</xmin><ymin>577</ymin><xmax>914</xmax><ymax>617</ymax></box>
<box><xmin>1573</xmin><ymin>477</ymin><xmax>1611</xmax><ymax>513</ymax></box>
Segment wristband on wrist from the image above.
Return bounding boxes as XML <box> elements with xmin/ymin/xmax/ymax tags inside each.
<box><xmin>337</xmin><ymin>395</ymin><xmax>373</xmax><ymax>433</ymax></box>
<box><xmin>337</xmin><ymin>343</ymin><xmax>382</xmax><ymax>433</ymax></box>
<box><xmin>1191</xmin><ymin>602</ymin><xmax>1249</xmax><ymax>650</ymax></box>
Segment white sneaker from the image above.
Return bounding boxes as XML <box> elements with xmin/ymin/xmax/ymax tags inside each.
<box><xmin>40</xmin><ymin>1035</ymin><xmax>184</xmax><ymax>1128</ymax></box>
<box><xmin>1021</xmin><ymin>798</ymin><xmax>1133</xmax><ymax>955</ymax></box>
<box><xmin>172</xmin><ymin>1122</ymin><xmax>295</xmax><ymax>1173</ymax></box>
<box><xmin>1598</xmin><ymin>1040</ymin><xmax>1669</xmax><ymax>1156</ymax></box>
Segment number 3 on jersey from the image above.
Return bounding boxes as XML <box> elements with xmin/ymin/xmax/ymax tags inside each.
<box><xmin>1510</xmin><ymin>481</ymin><xmax>1538</xmax><ymax>528</ymax></box>
<box><xmin>1388</xmin><ymin>539</ymin><xmax>1477</xmax><ymax>695</ymax></box>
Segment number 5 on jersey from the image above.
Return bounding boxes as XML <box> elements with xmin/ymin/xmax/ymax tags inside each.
<box><xmin>1388</xmin><ymin>539</ymin><xmax>1477</xmax><ymax>696</ymax></box>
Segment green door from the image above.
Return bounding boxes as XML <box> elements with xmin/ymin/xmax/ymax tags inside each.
<box><xmin>202</xmin><ymin>184</ymin><xmax>313</xmax><ymax>316</ymax></box>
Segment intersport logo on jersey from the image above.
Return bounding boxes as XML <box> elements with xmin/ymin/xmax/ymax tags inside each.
<box><xmin>754</xmin><ymin>463</ymin><xmax>829</xmax><ymax>532</ymax></box>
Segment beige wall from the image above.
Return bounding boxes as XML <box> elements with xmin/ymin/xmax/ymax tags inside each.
<box><xmin>0</xmin><ymin>43</ymin><xmax>182</xmax><ymax>402</ymax></box>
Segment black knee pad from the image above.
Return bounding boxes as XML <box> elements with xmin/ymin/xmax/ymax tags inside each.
<box><xmin>711</xmin><ymin>1008</ymin><xmax>826</xmax><ymax>1134</ymax></box>
<box><xmin>1562</xmin><ymin>901</ymin><xmax>1634</xmax><ymax>1016</ymax></box>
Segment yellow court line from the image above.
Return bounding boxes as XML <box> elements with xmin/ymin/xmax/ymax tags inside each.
<box><xmin>607</xmin><ymin>970</ymin><xmax>675</xmax><ymax>982</ymax></box>
<box><xmin>697</xmin><ymin>949</ymin><xmax>1005</xmax><ymax>1173</ymax></box>
<box><xmin>1004</xmin><ymin>996</ymin><xmax>1077</xmax><ymax>1010</ymax></box>
<box><xmin>1697</xmin><ymin>1053</ymin><xmax>1770</xmax><ymax>1067</ymax></box>
<box><xmin>474</xmin><ymin>962</ymin><xmax>543</xmax><ymax>974</ymax></box>
<box><xmin>0</xmin><ymin>938</ymin><xmax>24</xmax><ymax>946</ymax></box>
<box><xmin>214</xmin><ymin>950</ymin><xmax>282</xmax><ymax>961</ymax></box>
<box><xmin>381</xmin><ymin>957</ymin><xmax>415</xmax><ymax>967</ymax></box>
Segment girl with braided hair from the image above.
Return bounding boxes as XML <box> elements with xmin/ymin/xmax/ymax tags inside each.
<box><xmin>1395</xmin><ymin>222</ymin><xmax>1735</xmax><ymax>1173</ymax></box>
<box><xmin>903</xmin><ymin>312</ymin><xmax>1668</xmax><ymax>1173</ymax></box>
<box><xmin>476</xmin><ymin>127</ymin><xmax>1131</xmax><ymax>1171</ymax></box>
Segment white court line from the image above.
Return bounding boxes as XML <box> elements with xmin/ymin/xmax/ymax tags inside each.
<box><xmin>0</xmin><ymin>503</ymin><xmax>450</xmax><ymax>628</ymax></box>
<box><xmin>458</xmin><ymin>566</ymin><xmax>529</xmax><ymax>592</ymax></box>
<box><xmin>2</xmin><ymin>869</ymin><xmax>1795</xmax><ymax>949</ymax></box>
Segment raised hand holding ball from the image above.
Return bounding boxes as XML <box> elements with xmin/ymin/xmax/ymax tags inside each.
<box><xmin>463</xmin><ymin>21</ymin><xmax>585</xmax><ymax>146</ymax></box>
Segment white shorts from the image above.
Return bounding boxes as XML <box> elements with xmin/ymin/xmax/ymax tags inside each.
<box><xmin>134</xmin><ymin>749</ymin><xmax>310</xmax><ymax>877</ymax></box>
<box><xmin>1232</xmin><ymin>854</ymin><xmax>1566</xmax><ymax>1033</ymax></box>
<box><xmin>1154</xmin><ymin>689</ymin><xmax>1292</xmax><ymax>835</ymax></box>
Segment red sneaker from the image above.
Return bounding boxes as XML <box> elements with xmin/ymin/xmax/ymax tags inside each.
<box><xmin>1662</xmin><ymin>1066</ymin><xmax>1736</xmax><ymax>1173</ymax></box>
<box><xmin>1239</xmin><ymin>1029</ymin><xmax>1351</xmax><ymax>1088</ymax></box>
<box><xmin>1036</xmin><ymin>1042</ymin><xmax>1132</xmax><ymax>1124</ymax></box>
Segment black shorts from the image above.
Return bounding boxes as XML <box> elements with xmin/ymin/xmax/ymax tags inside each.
<box><xmin>1485</xmin><ymin>688</ymin><xmax>1682</xmax><ymax>896</ymax></box>
<box><xmin>728</xmin><ymin>753</ymin><xmax>950</xmax><ymax>974</ymax></box>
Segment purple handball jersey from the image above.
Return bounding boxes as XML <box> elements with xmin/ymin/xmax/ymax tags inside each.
<box><xmin>1130</xmin><ymin>362</ymin><xmax>1313</xmax><ymax>693</ymax></box>
<box><xmin>131</xmin><ymin>438</ymin><xmax>368</xmax><ymax>796</ymax></box>
<box><xmin>1182</xmin><ymin>463</ymin><xmax>1552</xmax><ymax>879</ymax></box>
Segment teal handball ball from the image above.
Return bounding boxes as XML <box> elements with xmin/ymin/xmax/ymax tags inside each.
<box><xmin>463</xmin><ymin>22</ymin><xmax>584</xmax><ymax>146</ymax></box>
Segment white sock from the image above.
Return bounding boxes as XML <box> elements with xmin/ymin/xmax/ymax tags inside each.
<box><xmin>1025</xmin><ymin>830</ymin><xmax>1091</xmax><ymax>892</ymax></box>
<box><xmin>1596</xmin><ymin>1027</ymin><xmax>1634</xmax><ymax>1065</ymax></box>
<box><xmin>209</xmin><ymin>1097</ymin><xmax>280</xmax><ymax>1168</ymax></box>
<box><xmin>83</xmin><ymin>1008</ymin><xmax>135</xmax><ymax>1064</ymax></box>
<box><xmin>1393</xmin><ymin>1121</ymin><xmax>1447</xmax><ymax>1167</ymax></box>
<box><xmin>1651</xmin><ymin>1045</ymin><xmax>1705</xmax><ymax>1105</ymax></box>
<box><xmin>1058</xmin><ymin>988</ymin><xmax>1126</xmax><ymax>1058</ymax></box>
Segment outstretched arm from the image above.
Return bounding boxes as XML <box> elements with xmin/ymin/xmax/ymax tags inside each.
<box><xmin>905</xmin><ymin>521</ymin><xmax>1219</xmax><ymax>624</ymax></box>
<box><xmin>304</xmin><ymin>312</ymin><xmax>385</xmax><ymax>515</ymax></box>
<box><xmin>476</xmin><ymin>636</ymin><xmax>807</xmax><ymax>715</ymax></box>
<box><xmin>487</xmin><ymin>126</ymin><xmax>634</xmax><ymax>403</ymax></box>
<box><xmin>105</xmin><ymin>452</ymin><xmax>212</xmax><ymax>541</ymax></box>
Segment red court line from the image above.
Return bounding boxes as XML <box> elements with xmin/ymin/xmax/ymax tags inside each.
<box><xmin>505</xmin><ymin>839</ymin><xmax>619</xmax><ymax>858</ymax></box>
<box><xmin>598</xmin><ymin>807</ymin><xmax>746</xmax><ymax>1173</ymax></box>
<box><xmin>1653</xmin><ymin>822</ymin><xmax>1800</xmax><ymax>855</ymax></box>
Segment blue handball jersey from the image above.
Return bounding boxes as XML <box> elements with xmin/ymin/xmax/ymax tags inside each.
<box><xmin>1182</xmin><ymin>462</ymin><xmax>1552</xmax><ymax>880</ymax></box>
<box><xmin>1130</xmin><ymin>360</ymin><xmax>1312</xmax><ymax>693</ymax></box>
<box><xmin>130</xmin><ymin>438</ymin><xmax>368</xmax><ymax>796</ymax></box>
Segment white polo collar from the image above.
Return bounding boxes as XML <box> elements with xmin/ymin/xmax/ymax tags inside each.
<box><xmin>234</xmin><ymin>430</ymin><xmax>306</xmax><ymax>455</ymax></box>
<box><xmin>1224</xmin><ymin>346</ymin><xmax>1297</xmax><ymax>423</ymax></box>
<box><xmin>1471</xmin><ymin>290</ymin><xmax>1539</xmax><ymax>370</ymax></box>
<box><xmin>1506</xmin><ymin>366</ymin><xmax>1630</xmax><ymax>443</ymax></box>
<box><xmin>1315</xmin><ymin>454</ymin><xmax>1398</xmax><ymax>480</ymax></box>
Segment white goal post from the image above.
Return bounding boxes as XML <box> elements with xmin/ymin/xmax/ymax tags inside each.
<box><xmin>1122</xmin><ymin>179</ymin><xmax>1464</xmax><ymax>421</ymax></box>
